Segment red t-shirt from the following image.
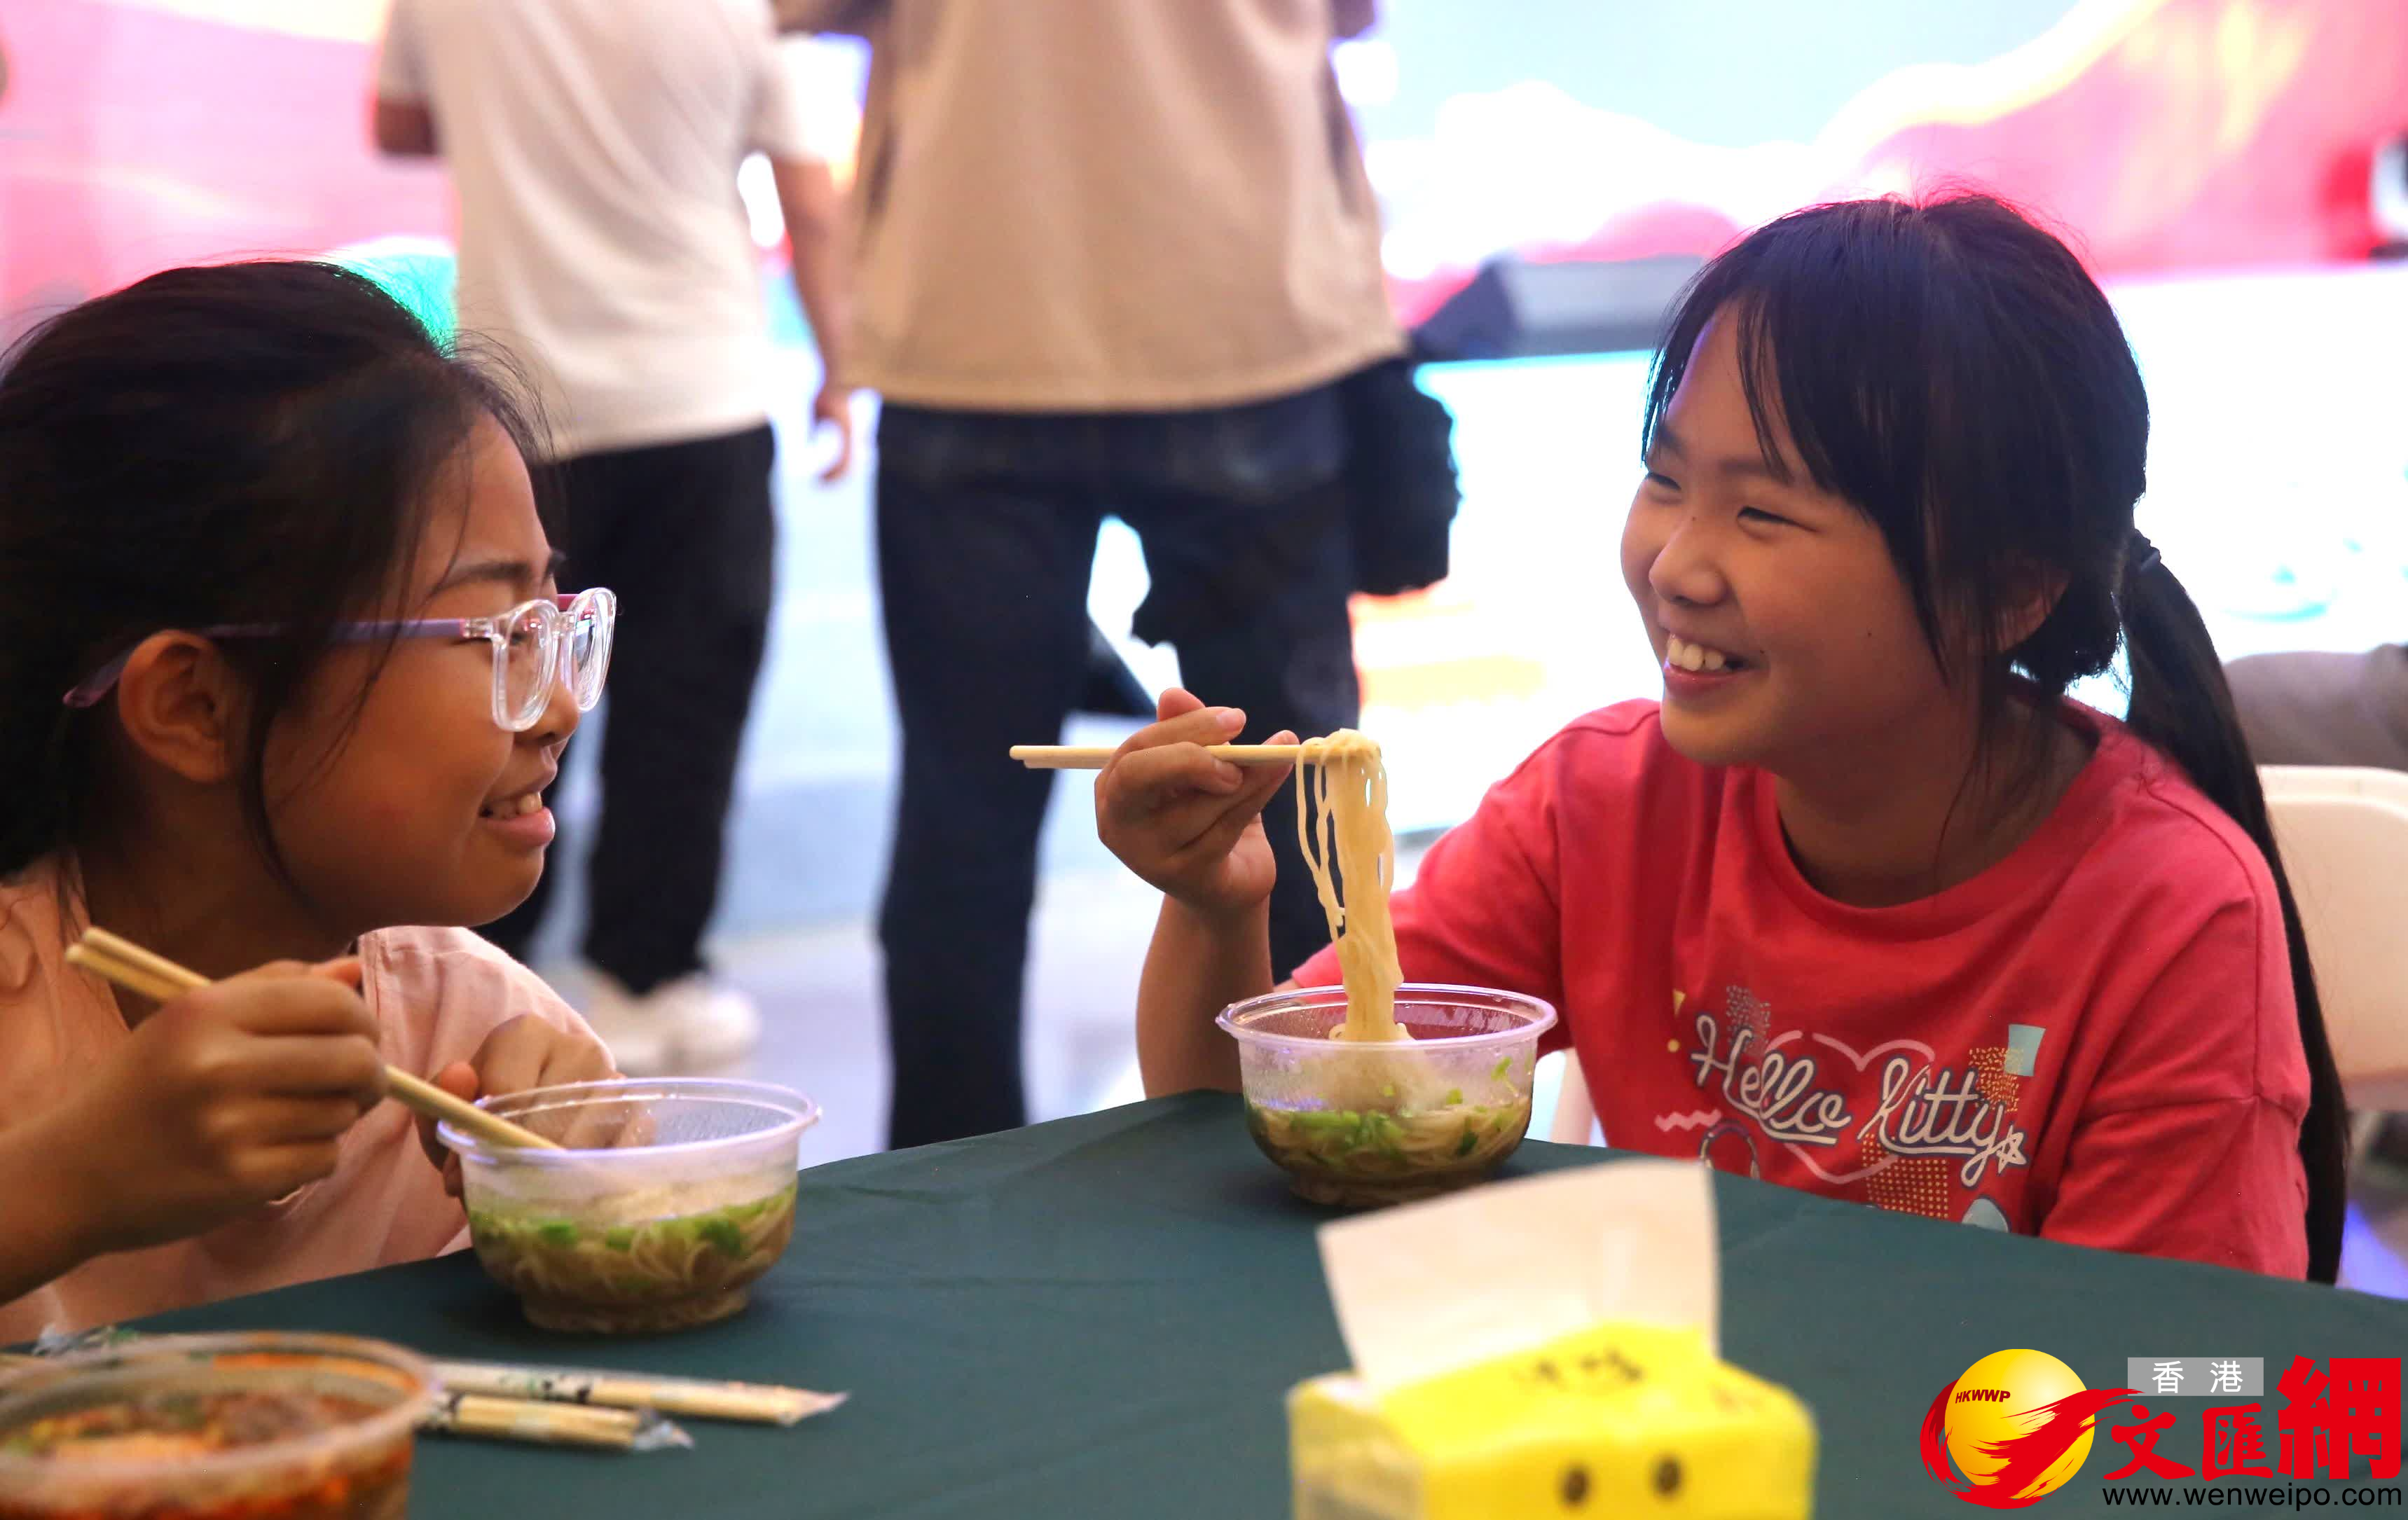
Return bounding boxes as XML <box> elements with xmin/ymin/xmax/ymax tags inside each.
<box><xmin>1293</xmin><ymin>701</ymin><xmax>2311</xmax><ymax>1278</ymax></box>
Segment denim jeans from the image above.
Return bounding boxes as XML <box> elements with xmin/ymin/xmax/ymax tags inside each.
<box><xmin>874</xmin><ymin>386</ymin><xmax>1362</xmax><ymax>1147</ymax></box>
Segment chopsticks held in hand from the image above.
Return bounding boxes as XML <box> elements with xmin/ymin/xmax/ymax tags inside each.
<box><xmin>64</xmin><ymin>927</ymin><xmax>558</xmax><ymax>1152</ymax></box>
<box><xmin>1010</xmin><ymin>743</ymin><xmax>1307</xmax><ymax>771</ymax></box>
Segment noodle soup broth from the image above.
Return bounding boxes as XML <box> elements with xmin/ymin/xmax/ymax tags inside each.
<box><xmin>441</xmin><ymin>1079</ymin><xmax>817</xmax><ymax>1334</ymax></box>
<box><xmin>1222</xmin><ymin>986</ymin><xmax>1556</xmax><ymax>1207</ymax></box>
<box><xmin>0</xmin><ymin>1336</ymin><xmax>429</xmax><ymax>1520</ymax></box>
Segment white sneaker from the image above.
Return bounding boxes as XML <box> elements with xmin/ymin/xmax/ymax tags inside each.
<box><xmin>577</xmin><ymin>969</ymin><xmax>760</xmax><ymax>1075</ymax></box>
<box><xmin>655</xmin><ymin>974</ymin><xmax>762</xmax><ymax>1068</ymax></box>
<box><xmin>576</xmin><ymin>971</ymin><xmax>675</xmax><ymax>1077</ymax></box>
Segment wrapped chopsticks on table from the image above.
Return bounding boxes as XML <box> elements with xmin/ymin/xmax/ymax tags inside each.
<box><xmin>429</xmin><ymin>1358</ymin><xmax>845</xmax><ymax>1426</ymax></box>
<box><xmin>427</xmin><ymin>1391</ymin><xmax>692</xmax><ymax>1451</ymax></box>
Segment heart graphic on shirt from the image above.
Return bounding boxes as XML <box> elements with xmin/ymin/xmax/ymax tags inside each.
<box><xmin>1759</xmin><ymin>1030</ymin><xmax>1939</xmax><ymax>1186</ymax></box>
<box><xmin>1796</xmin><ymin>1029</ymin><xmax>1936</xmax><ymax>1073</ymax></box>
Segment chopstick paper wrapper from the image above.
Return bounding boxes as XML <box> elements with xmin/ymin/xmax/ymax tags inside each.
<box><xmin>1289</xmin><ymin>1163</ymin><xmax>1817</xmax><ymax>1519</ymax></box>
<box><xmin>426</xmin><ymin>1391</ymin><xmax>692</xmax><ymax>1452</ymax></box>
<box><xmin>429</xmin><ymin>1360</ymin><xmax>845</xmax><ymax>1426</ymax></box>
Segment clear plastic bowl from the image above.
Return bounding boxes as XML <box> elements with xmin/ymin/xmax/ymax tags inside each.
<box><xmin>0</xmin><ymin>1333</ymin><xmax>431</xmax><ymax>1520</ymax></box>
<box><xmin>1220</xmin><ymin>983</ymin><xmax>1558</xmax><ymax>1206</ymax></box>
<box><xmin>439</xmin><ymin>1078</ymin><xmax>817</xmax><ymax>1334</ymax></box>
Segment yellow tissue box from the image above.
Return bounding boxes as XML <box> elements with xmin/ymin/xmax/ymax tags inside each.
<box><xmin>1289</xmin><ymin>1322</ymin><xmax>1815</xmax><ymax>1519</ymax></box>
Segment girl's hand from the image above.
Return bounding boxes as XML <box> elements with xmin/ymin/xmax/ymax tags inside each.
<box><xmin>417</xmin><ymin>1016</ymin><xmax>619</xmax><ymax>1195</ymax></box>
<box><xmin>58</xmin><ymin>960</ymin><xmax>385</xmax><ymax>1255</ymax></box>
<box><xmin>1096</xmin><ymin>689</ymin><xmax>1297</xmax><ymax>922</ymax></box>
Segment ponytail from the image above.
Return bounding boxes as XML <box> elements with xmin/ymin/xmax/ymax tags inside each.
<box><xmin>2120</xmin><ymin>537</ymin><xmax>2347</xmax><ymax>1283</ymax></box>
<box><xmin>1646</xmin><ymin>195</ymin><xmax>2347</xmax><ymax>1280</ymax></box>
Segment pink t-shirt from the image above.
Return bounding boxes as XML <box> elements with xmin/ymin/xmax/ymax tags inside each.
<box><xmin>1295</xmin><ymin>701</ymin><xmax>2312</xmax><ymax>1278</ymax></box>
<box><xmin>0</xmin><ymin>859</ymin><xmax>595</xmax><ymax>1341</ymax></box>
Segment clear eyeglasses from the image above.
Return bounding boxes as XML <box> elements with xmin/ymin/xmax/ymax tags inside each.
<box><xmin>64</xmin><ymin>588</ymin><xmax>618</xmax><ymax>734</ymax></box>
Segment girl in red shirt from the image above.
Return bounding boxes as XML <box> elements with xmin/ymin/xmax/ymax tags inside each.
<box><xmin>1096</xmin><ymin>195</ymin><xmax>2346</xmax><ymax>1282</ymax></box>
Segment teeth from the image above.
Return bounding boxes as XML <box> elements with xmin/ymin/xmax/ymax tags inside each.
<box><xmin>517</xmin><ymin>793</ymin><xmax>542</xmax><ymax>816</ymax></box>
<box><xmin>1666</xmin><ymin>635</ymin><xmax>1734</xmax><ymax>673</ymax></box>
<box><xmin>486</xmin><ymin>793</ymin><xmax>544</xmax><ymax>819</ymax></box>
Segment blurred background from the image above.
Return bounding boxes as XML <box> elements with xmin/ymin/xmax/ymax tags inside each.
<box><xmin>6</xmin><ymin>0</ymin><xmax>2406</xmax><ymax>1273</ymax></box>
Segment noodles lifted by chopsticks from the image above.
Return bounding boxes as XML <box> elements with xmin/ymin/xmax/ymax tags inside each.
<box><xmin>1295</xmin><ymin>731</ymin><xmax>1403</xmax><ymax>1043</ymax></box>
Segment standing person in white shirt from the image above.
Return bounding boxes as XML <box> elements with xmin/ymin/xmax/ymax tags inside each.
<box><xmin>778</xmin><ymin>0</ymin><xmax>1414</xmax><ymax>1147</ymax></box>
<box><xmin>373</xmin><ymin>0</ymin><xmax>853</xmax><ymax>1072</ymax></box>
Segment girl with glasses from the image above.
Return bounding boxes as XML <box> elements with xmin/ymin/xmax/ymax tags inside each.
<box><xmin>0</xmin><ymin>261</ymin><xmax>622</xmax><ymax>1336</ymax></box>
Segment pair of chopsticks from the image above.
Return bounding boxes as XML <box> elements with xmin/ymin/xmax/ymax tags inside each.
<box><xmin>431</xmin><ymin>1358</ymin><xmax>844</xmax><ymax>1427</ymax></box>
<box><xmin>427</xmin><ymin>1391</ymin><xmax>689</xmax><ymax>1451</ymax></box>
<box><xmin>422</xmin><ymin>1362</ymin><xmax>843</xmax><ymax>1451</ymax></box>
<box><xmin>1010</xmin><ymin>742</ymin><xmax>1306</xmax><ymax>771</ymax></box>
<box><xmin>64</xmin><ymin>927</ymin><xmax>556</xmax><ymax>1153</ymax></box>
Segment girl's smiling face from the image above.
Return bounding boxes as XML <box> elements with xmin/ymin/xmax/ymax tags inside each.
<box><xmin>1621</xmin><ymin>313</ymin><xmax>1961</xmax><ymax>782</ymax></box>
<box><xmin>265</xmin><ymin>415</ymin><xmax>580</xmax><ymax>938</ymax></box>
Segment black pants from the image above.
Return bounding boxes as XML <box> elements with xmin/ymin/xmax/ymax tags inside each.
<box><xmin>482</xmin><ymin>424</ymin><xmax>778</xmax><ymax>993</ymax></box>
<box><xmin>876</xmin><ymin>389</ymin><xmax>1362</xmax><ymax>1149</ymax></box>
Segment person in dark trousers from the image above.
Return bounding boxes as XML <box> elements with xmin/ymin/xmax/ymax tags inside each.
<box><xmin>376</xmin><ymin>0</ymin><xmax>854</xmax><ymax>1073</ymax></box>
<box><xmin>780</xmin><ymin>0</ymin><xmax>1405</xmax><ymax>1147</ymax></box>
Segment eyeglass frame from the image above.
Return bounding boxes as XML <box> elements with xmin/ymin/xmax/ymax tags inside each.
<box><xmin>61</xmin><ymin>588</ymin><xmax>617</xmax><ymax>734</ymax></box>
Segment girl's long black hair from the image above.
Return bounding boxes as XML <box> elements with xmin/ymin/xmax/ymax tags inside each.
<box><xmin>0</xmin><ymin>261</ymin><xmax>549</xmax><ymax>892</ymax></box>
<box><xmin>1642</xmin><ymin>195</ymin><xmax>2345</xmax><ymax>1282</ymax></box>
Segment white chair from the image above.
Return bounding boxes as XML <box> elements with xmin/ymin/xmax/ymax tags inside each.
<box><xmin>2261</xmin><ymin>766</ymin><xmax>2408</xmax><ymax>1154</ymax></box>
<box><xmin>1544</xmin><ymin>1049</ymin><xmax>1601</xmax><ymax>1145</ymax></box>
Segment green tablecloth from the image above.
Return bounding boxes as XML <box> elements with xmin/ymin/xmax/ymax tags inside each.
<box><xmin>140</xmin><ymin>1094</ymin><xmax>2408</xmax><ymax>1518</ymax></box>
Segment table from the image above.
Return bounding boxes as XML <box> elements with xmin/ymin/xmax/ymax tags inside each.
<box><xmin>142</xmin><ymin>1095</ymin><xmax>2408</xmax><ymax>1517</ymax></box>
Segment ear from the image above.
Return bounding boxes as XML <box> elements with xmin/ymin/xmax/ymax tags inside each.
<box><xmin>110</xmin><ymin>633</ymin><xmax>245</xmax><ymax>785</ymax></box>
<box><xmin>1990</xmin><ymin>564</ymin><xmax>2068</xmax><ymax>654</ymax></box>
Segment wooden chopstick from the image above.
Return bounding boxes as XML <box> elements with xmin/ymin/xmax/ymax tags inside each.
<box><xmin>61</xmin><ymin>946</ymin><xmax>188</xmax><ymax>1004</ymax></box>
<box><xmin>1010</xmin><ymin>743</ymin><xmax>1307</xmax><ymax>771</ymax></box>
<box><xmin>426</xmin><ymin>1391</ymin><xmax>692</xmax><ymax>1451</ymax></box>
<box><xmin>67</xmin><ymin>930</ymin><xmax>560</xmax><ymax>1152</ymax></box>
<box><xmin>430</xmin><ymin>1357</ymin><xmax>844</xmax><ymax>1427</ymax></box>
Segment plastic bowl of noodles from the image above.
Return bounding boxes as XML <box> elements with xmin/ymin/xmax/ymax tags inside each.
<box><xmin>441</xmin><ymin>1078</ymin><xmax>816</xmax><ymax>1334</ymax></box>
<box><xmin>1222</xmin><ymin>984</ymin><xmax>1557</xmax><ymax>1207</ymax></box>
<box><xmin>0</xmin><ymin>1333</ymin><xmax>431</xmax><ymax>1520</ymax></box>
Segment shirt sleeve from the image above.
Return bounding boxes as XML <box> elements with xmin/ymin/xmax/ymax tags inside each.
<box><xmin>365</xmin><ymin>927</ymin><xmax>600</xmax><ymax>1075</ymax></box>
<box><xmin>1291</xmin><ymin>752</ymin><xmax>1567</xmax><ymax>1035</ymax></box>
<box><xmin>746</xmin><ymin>18</ymin><xmax>816</xmax><ymax>161</ymax></box>
<box><xmin>2037</xmin><ymin>891</ymin><xmax>2311</xmax><ymax>1277</ymax></box>
<box><xmin>373</xmin><ymin>0</ymin><xmax>428</xmax><ymax>102</ymax></box>
<box><xmin>2040</xmin><ymin>1097</ymin><xmax>2308</xmax><ymax>1277</ymax></box>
